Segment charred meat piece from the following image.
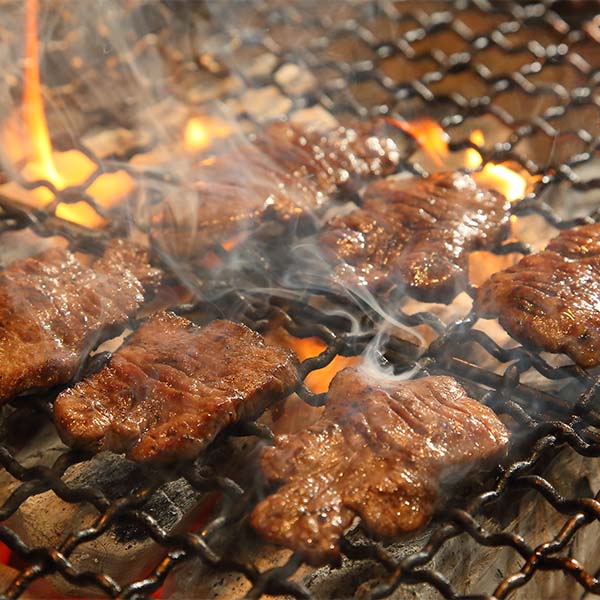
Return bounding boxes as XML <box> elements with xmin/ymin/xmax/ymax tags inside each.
<box><xmin>54</xmin><ymin>313</ymin><xmax>299</xmax><ymax>464</ymax></box>
<box><xmin>318</xmin><ymin>172</ymin><xmax>511</xmax><ymax>302</ymax></box>
<box><xmin>476</xmin><ymin>223</ymin><xmax>600</xmax><ymax>368</ymax></box>
<box><xmin>0</xmin><ymin>241</ymin><xmax>159</xmax><ymax>404</ymax></box>
<box><xmin>251</xmin><ymin>368</ymin><xmax>509</xmax><ymax>564</ymax></box>
<box><xmin>153</xmin><ymin>119</ymin><xmax>400</xmax><ymax>256</ymax></box>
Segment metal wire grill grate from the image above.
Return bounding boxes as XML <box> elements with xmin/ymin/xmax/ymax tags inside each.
<box><xmin>0</xmin><ymin>0</ymin><xmax>599</xmax><ymax>598</ymax></box>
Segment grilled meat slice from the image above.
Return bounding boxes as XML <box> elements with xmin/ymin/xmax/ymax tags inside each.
<box><xmin>0</xmin><ymin>240</ymin><xmax>159</xmax><ymax>404</ymax></box>
<box><xmin>318</xmin><ymin>172</ymin><xmax>511</xmax><ymax>302</ymax></box>
<box><xmin>54</xmin><ymin>313</ymin><xmax>299</xmax><ymax>464</ymax></box>
<box><xmin>152</xmin><ymin>119</ymin><xmax>400</xmax><ymax>256</ymax></box>
<box><xmin>251</xmin><ymin>368</ymin><xmax>509</xmax><ymax>564</ymax></box>
<box><xmin>476</xmin><ymin>223</ymin><xmax>600</xmax><ymax>368</ymax></box>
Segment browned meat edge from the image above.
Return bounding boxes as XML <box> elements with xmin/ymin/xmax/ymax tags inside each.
<box><xmin>54</xmin><ymin>312</ymin><xmax>299</xmax><ymax>464</ymax></box>
<box><xmin>318</xmin><ymin>172</ymin><xmax>511</xmax><ymax>303</ymax></box>
<box><xmin>251</xmin><ymin>368</ymin><xmax>510</xmax><ymax>564</ymax></box>
<box><xmin>476</xmin><ymin>223</ymin><xmax>600</xmax><ymax>368</ymax></box>
<box><xmin>0</xmin><ymin>240</ymin><xmax>160</xmax><ymax>403</ymax></box>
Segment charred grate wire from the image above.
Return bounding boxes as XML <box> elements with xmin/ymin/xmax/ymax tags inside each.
<box><xmin>0</xmin><ymin>0</ymin><xmax>599</xmax><ymax>598</ymax></box>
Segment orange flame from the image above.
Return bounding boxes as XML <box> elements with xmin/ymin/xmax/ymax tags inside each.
<box><xmin>465</xmin><ymin>130</ymin><xmax>528</xmax><ymax>202</ymax></box>
<box><xmin>389</xmin><ymin>117</ymin><xmax>449</xmax><ymax>167</ymax></box>
<box><xmin>221</xmin><ymin>233</ymin><xmax>246</xmax><ymax>252</ymax></box>
<box><xmin>394</xmin><ymin>117</ymin><xmax>533</xmax><ymax>202</ymax></box>
<box><xmin>289</xmin><ymin>336</ymin><xmax>358</xmax><ymax>394</ymax></box>
<box><xmin>23</xmin><ymin>0</ymin><xmax>56</xmax><ymax>182</ymax></box>
<box><xmin>2</xmin><ymin>0</ymin><xmax>134</xmax><ymax>227</ymax></box>
<box><xmin>265</xmin><ymin>325</ymin><xmax>357</xmax><ymax>394</ymax></box>
<box><xmin>184</xmin><ymin>116</ymin><xmax>231</xmax><ymax>153</ymax></box>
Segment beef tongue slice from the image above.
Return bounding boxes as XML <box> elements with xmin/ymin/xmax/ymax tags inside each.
<box><xmin>251</xmin><ymin>368</ymin><xmax>509</xmax><ymax>565</ymax></box>
<box><xmin>54</xmin><ymin>313</ymin><xmax>299</xmax><ymax>464</ymax></box>
<box><xmin>0</xmin><ymin>240</ymin><xmax>160</xmax><ymax>404</ymax></box>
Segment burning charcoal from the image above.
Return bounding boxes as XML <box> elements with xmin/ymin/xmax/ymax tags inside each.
<box><xmin>318</xmin><ymin>172</ymin><xmax>511</xmax><ymax>303</ymax></box>
<box><xmin>476</xmin><ymin>223</ymin><xmax>600</xmax><ymax>368</ymax></box>
<box><xmin>151</xmin><ymin>119</ymin><xmax>400</xmax><ymax>257</ymax></box>
<box><xmin>0</xmin><ymin>240</ymin><xmax>161</xmax><ymax>405</ymax></box>
<box><xmin>251</xmin><ymin>368</ymin><xmax>509</xmax><ymax>565</ymax></box>
<box><xmin>163</xmin><ymin>533</ymin><xmax>306</xmax><ymax>599</ymax></box>
<box><xmin>244</xmin><ymin>53</ymin><xmax>278</xmax><ymax>80</ymax></box>
<box><xmin>5</xmin><ymin>453</ymin><xmax>204</xmax><ymax>596</ymax></box>
<box><xmin>54</xmin><ymin>313</ymin><xmax>299</xmax><ymax>464</ymax></box>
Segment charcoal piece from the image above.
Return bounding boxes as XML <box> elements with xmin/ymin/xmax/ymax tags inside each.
<box><xmin>5</xmin><ymin>452</ymin><xmax>204</xmax><ymax>596</ymax></box>
<box><xmin>55</xmin><ymin>313</ymin><xmax>299</xmax><ymax>464</ymax></box>
<box><xmin>0</xmin><ymin>240</ymin><xmax>160</xmax><ymax>404</ymax></box>
<box><xmin>476</xmin><ymin>223</ymin><xmax>600</xmax><ymax>368</ymax></box>
<box><xmin>318</xmin><ymin>172</ymin><xmax>511</xmax><ymax>302</ymax></box>
<box><xmin>251</xmin><ymin>368</ymin><xmax>509</xmax><ymax>564</ymax></box>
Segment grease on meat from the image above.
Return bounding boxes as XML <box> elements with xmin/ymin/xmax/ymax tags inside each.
<box><xmin>0</xmin><ymin>241</ymin><xmax>159</xmax><ymax>403</ymax></box>
<box><xmin>251</xmin><ymin>368</ymin><xmax>509</xmax><ymax>564</ymax></box>
<box><xmin>319</xmin><ymin>172</ymin><xmax>510</xmax><ymax>302</ymax></box>
<box><xmin>476</xmin><ymin>223</ymin><xmax>600</xmax><ymax>368</ymax></box>
<box><xmin>54</xmin><ymin>313</ymin><xmax>299</xmax><ymax>464</ymax></box>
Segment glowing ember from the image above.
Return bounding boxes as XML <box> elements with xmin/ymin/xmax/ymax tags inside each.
<box><xmin>395</xmin><ymin>117</ymin><xmax>533</xmax><ymax>203</ymax></box>
<box><xmin>184</xmin><ymin>116</ymin><xmax>231</xmax><ymax>153</ymax></box>
<box><xmin>1</xmin><ymin>0</ymin><xmax>134</xmax><ymax>227</ymax></box>
<box><xmin>290</xmin><ymin>336</ymin><xmax>358</xmax><ymax>394</ymax></box>
<box><xmin>0</xmin><ymin>541</ymin><xmax>10</xmax><ymax>565</ymax></box>
<box><xmin>221</xmin><ymin>233</ymin><xmax>246</xmax><ymax>252</ymax></box>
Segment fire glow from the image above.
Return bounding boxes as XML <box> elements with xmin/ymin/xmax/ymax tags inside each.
<box><xmin>184</xmin><ymin>116</ymin><xmax>231</xmax><ymax>153</ymax></box>
<box><xmin>1</xmin><ymin>0</ymin><xmax>134</xmax><ymax>228</ymax></box>
<box><xmin>288</xmin><ymin>336</ymin><xmax>358</xmax><ymax>394</ymax></box>
<box><xmin>393</xmin><ymin>117</ymin><xmax>532</xmax><ymax>202</ymax></box>
<box><xmin>392</xmin><ymin>118</ymin><xmax>449</xmax><ymax>167</ymax></box>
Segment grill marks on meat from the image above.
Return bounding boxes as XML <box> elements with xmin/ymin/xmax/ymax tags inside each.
<box><xmin>318</xmin><ymin>172</ymin><xmax>511</xmax><ymax>302</ymax></box>
<box><xmin>54</xmin><ymin>313</ymin><xmax>299</xmax><ymax>464</ymax></box>
<box><xmin>476</xmin><ymin>223</ymin><xmax>600</xmax><ymax>368</ymax></box>
<box><xmin>251</xmin><ymin>368</ymin><xmax>509</xmax><ymax>564</ymax></box>
<box><xmin>0</xmin><ymin>241</ymin><xmax>159</xmax><ymax>404</ymax></box>
<box><xmin>153</xmin><ymin>120</ymin><xmax>400</xmax><ymax>255</ymax></box>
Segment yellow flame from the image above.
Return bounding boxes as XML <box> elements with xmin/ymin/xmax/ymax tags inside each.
<box><xmin>2</xmin><ymin>0</ymin><xmax>134</xmax><ymax>227</ymax></box>
<box><xmin>184</xmin><ymin>116</ymin><xmax>231</xmax><ymax>153</ymax></box>
<box><xmin>184</xmin><ymin>118</ymin><xmax>210</xmax><ymax>152</ymax></box>
<box><xmin>23</xmin><ymin>0</ymin><xmax>58</xmax><ymax>182</ymax></box>
<box><xmin>389</xmin><ymin>117</ymin><xmax>448</xmax><ymax>166</ymax></box>
<box><xmin>466</xmin><ymin>130</ymin><xmax>527</xmax><ymax>202</ymax></box>
<box><xmin>394</xmin><ymin>117</ymin><xmax>531</xmax><ymax>202</ymax></box>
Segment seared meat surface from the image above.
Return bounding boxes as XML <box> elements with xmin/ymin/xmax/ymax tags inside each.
<box><xmin>54</xmin><ymin>313</ymin><xmax>299</xmax><ymax>464</ymax></box>
<box><xmin>251</xmin><ymin>368</ymin><xmax>509</xmax><ymax>564</ymax></box>
<box><xmin>153</xmin><ymin>120</ymin><xmax>400</xmax><ymax>255</ymax></box>
<box><xmin>476</xmin><ymin>223</ymin><xmax>600</xmax><ymax>368</ymax></box>
<box><xmin>318</xmin><ymin>172</ymin><xmax>510</xmax><ymax>302</ymax></box>
<box><xmin>0</xmin><ymin>241</ymin><xmax>159</xmax><ymax>404</ymax></box>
